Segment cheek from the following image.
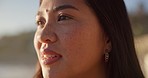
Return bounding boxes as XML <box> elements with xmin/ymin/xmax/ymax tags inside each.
<box><xmin>59</xmin><ymin>25</ymin><xmax>105</xmax><ymax>71</ymax></box>
<box><xmin>34</xmin><ymin>32</ymin><xmax>42</xmax><ymax>58</ymax></box>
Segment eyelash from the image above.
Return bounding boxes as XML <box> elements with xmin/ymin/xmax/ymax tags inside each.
<box><xmin>36</xmin><ymin>14</ymin><xmax>73</xmax><ymax>26</ymax></box>
<box><xmin>36</xmin><ymin>18</ymin><xmax>46</xmax><ymax>26</ymax></box>
<box><xmin>36</xmin><ymin>20</ymin><xmax>45</xmax><ymax>27</ymax></box>
<box><xmin>57</xmin><ymin>14</ymin><xmax>73</xmax><ymax>22</ymax></box>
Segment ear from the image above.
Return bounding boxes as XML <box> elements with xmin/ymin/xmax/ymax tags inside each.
<box><xmin>104</xmin><ymin>36</ymin><xmax>112</xmax><ymax>53</ymax></box>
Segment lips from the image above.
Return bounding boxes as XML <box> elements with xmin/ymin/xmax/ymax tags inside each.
<box><xmin>40</xmin><ymin>48</ymin><xmax>62</xmax><ymax>65</ymax></box>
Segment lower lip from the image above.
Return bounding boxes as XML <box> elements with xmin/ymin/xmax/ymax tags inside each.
<box><xmin>41</xmin><ymin>55</ymin><xmax>62</xmax><ymax>65</ymax></box>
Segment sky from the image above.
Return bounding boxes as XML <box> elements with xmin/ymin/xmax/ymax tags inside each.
<box><xmin>0</xmin><ymin>0</ymin><xmax>148</xmax><ymax>36</ymax></box>
<box><xmin>0</xmin><ymin>0</ymin><xmax>39</xmax><ymax>36</ymax></box>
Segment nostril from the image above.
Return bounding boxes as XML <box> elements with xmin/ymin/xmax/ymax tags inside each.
<box><xmin>45</xmin><ymin>39</ymin><xmax>50</xmax><ymax>42</ymax></box>
<box><xmin>37</xmin><ymin>29</ymin><xmax>57</xmax><ymax>43</ymax></box>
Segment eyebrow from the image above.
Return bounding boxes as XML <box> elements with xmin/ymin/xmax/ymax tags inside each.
<box><xmin>40</xmin><ymin>0</ymin><xmax>42</xmax><ymax>5</ymax></box>
<box><xmin>53</xmin><ymin>4</ymin><xmax>79</xmax><ymax>12</ymax></box>
<box><xmin>37</xmin><ymin>5</ymin><xmax>79</xmax><ymax>16</ymax></box>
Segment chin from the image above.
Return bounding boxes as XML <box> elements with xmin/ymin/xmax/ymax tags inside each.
<box><xmin>42</xmin><ymin>66</ymin><xmax>71</xmax><ymax>78</ymax></box>
<box><xmin>43</xmin><ymin>72</ymin><xmax>70</xmax><ymax>78</ymax></box>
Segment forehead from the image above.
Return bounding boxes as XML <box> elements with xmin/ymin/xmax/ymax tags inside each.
<box><xmin>40</xmin><ymin>0</ymin><xmax>85</xmax><ymax>10</ymax></box>
<box><xmin>41</xmin><ymin>0</ymin><xmax>84</xmax><ymax>4</ymax></box>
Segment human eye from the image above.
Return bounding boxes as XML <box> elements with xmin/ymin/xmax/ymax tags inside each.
<box><xmin>36</xmin><ymin>17</ymin><xmax>46</xmax><ymax>27</ymax></box>
<box><xmin>57</xmin><ymin>13</ymin><xmax>73</xmax><ymax>22</ymax></box>
<box><xmin>35</xmin><ymin>10</ymin><xmax>46</xmax><ymax>27</ymax></box>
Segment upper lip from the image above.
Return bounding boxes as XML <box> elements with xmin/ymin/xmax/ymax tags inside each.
<box><xmin>40</xmin><ymin>48</ymin><xmax>62</xmax><ymax>58</ymax></box>
<box><xmin>40</xmin><ymin>43</ymin><xmax>62</xmax><ymax>57</ymax></box>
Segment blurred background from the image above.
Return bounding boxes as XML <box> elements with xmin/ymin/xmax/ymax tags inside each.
<box><xmin>0</xmin><ymin>0</ymin><xmax>148</xmax><ymax>78</ymax></box>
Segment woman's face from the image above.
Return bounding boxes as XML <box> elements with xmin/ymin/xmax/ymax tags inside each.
<box><xmin>34</xmin><ymin>0</ymin><xmax>108</xmax><ymax>78</ymax></box>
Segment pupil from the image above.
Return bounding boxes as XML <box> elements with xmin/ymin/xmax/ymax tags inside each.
<box><xmin>61</xmin><ymin>16</ymin><xmax>66</xmax><ymax>20</ymax></box>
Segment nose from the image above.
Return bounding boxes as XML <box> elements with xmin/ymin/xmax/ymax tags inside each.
<box><xmin>37</xmin><ymin>27</ymin><xmax>57</xmax><ymax>44</ymax></box>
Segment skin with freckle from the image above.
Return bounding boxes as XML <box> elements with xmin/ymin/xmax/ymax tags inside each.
<box><xmin>33</xmin><ymin>0</ymin><xmax>145</xmax><ymax>78</ymax></box>
<box><xmin>34</xmin><ymin>0</ymin><xmax>109</xmax><ymax>78</ymax></box>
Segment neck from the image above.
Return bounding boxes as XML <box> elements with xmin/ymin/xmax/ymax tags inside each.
<box><xmin>72</xmin><ymin>63</ymin><xmax>107</xmax><ymax>78</ymax></box>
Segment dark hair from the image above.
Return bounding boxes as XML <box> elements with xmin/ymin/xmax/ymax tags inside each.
<box><xmin>34</xmin><ymin>0</ymin><xmax>145</xmax><ymax>78</ymax></box>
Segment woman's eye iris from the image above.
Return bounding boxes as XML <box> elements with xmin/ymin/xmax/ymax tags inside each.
<box><xmin>37</xmin><ymin>21</ymin><xmax>44</xmax><ymax>26</ymax></box>
<box><xmin>58</xmin><ymin>15</ymin><xmax>72</xmax><ymax>21</ymax></box>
